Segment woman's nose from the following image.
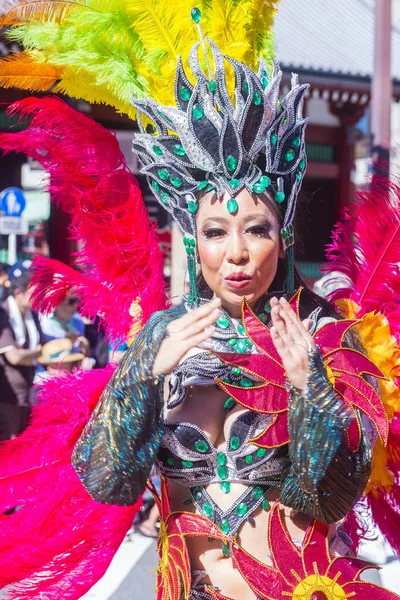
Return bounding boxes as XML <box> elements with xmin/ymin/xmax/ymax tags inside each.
<box><xmin>226</xmin><ymin>233</ymin><xmax>249</xmax><ymax>264</ymax></box>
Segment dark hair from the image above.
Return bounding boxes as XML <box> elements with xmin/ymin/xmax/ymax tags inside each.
<box><xmin>0</xmin><ymin>263</ymin><xmax>8</xmax><ymax>275</ymax></box>
<box><xmin>9</xmin><ymin>272</ymin><xmax>32</xmax><ymax>295</ymax></box>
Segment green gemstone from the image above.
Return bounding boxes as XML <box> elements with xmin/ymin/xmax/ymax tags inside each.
<box><xmin>252</xmin><ymin>486</ymin><xmax>264</xmax><ymax>500</ymax></box>
<box><xmin>160</xmin><ymin>192</ymin><xmax>170</xmax><ymax>205</ymax></box>
<box><xmin>202</xmin><ymin>502</ymin><xmax>214</xmax><ymax>517</ymax></box>
<box><xmin>167</xmin><ymin>457</ymin><xmax>176</xmax><ymax>466</ymax></box>
<box><xmin>242</xmin><ymin>81</ymin><xmax>249</xmax><ymax>95</ymax></box>
<box><xmin>222</xmin><ymin>541</ymin><xmax>231</xmax><ymax>557</ymax></box>
<box><xmin>226</xmin><ymin>155</ymin><xmax>238</xmax><ymax>172</ymax></box>
<box><xmin>240</xmin><ymin>378</ymin><xmax>253</xmax><ymax>387</ymax></box>
<box><xmin>193</xmin><ymin>486</ymin><xmax>202</xmax><ymax>499</ymax></box>
<box><xmin>220</xmin><ymin>482</ymin><xmax>231</xmax><ymax>494</ymax></box>
<box><xmin>192</xmin><ymin>103</ymin><xmax>204</xmax><ymax>119</ymax></box>
<box><xmin>191</xmin><ymin>6</ymin><xmax>202</xmax><ymax>22</ymax></box>
<box><xmin>229</xmin><ymin>178</ymin><xmax>241</xmax><ymax>189</ymax></box>
<box><xmin>237</xmin><ymin>322</ymin><xmax>245</xmax><ymax>336</ymax></box>
<box><xmin>285</xmin><ymin>148</ymin><xmax>296</xmax><ymax>162</ymax></box>
<box><xmin>256</xmin><ymin>448</ymin><xmax>267</xmax><ymax>458</ymax></box>
<box><xmin>258</xmin><ymin>313</ymin><xmax>267</xmax><ymax>323</ymax></box>
<box><xmin>170</xmin><ymin>176</ymin><xmax>183</xmax><ymax>188</ymax></box>
<box><xmin>246</xmin><ymin>339</ymin><xmax>253</xmax><ymax>349</ymax></box>
<box><xmin>182</xmin><ymin>460</ymin><xmax>194</xmax><ymax>467</ymax></box>
<box><xmin>271</xmin><ymin>132</ymin><xmax>278</xmax><ymax>146</ymax></box>
<box><xmin>206</xmin><ymin>184</ymin><xmax>216</xmax><ymax>192</ymax></box>
<box><xmin>227</xmin><ymin>338</ymin><xmax>238</xmax><ymax>347</ymax></box>
<box><xmin>217</xmin><ymin>315</ymin><xmax>229</xmax><ymax>329</ymax></box>
<box><xmin>299</xmin><ymin>159</ymin><xmax>306</xmax><ymax>171</ymax></box>
<box><xmin>245</xmin><ymin>454</ymin><xmax>253</xmax><ymax>465</ymax></box>
<box><xmin>235</xmin><ymin>502</ymin><xmax>248</xmax><ymax>517</ymax></box>
<box><xmin>262</xmin><ymin>76</ymin><xmax>268</xmax><ymax>89</ymax></box>
<box><xmin>180</xmin><ymin>86</ymin><xmax>191</xmax><ymax>102</ymax></box>
<box><xmin>217</xmin><ymin>451</ymin><xmax>227</xmax><ymax>466</ymax></box>
<box><xmin>227</xmin><ymin>198</ymin><xmax>238</xmax><ymax>214</ymax></box>
<box><xmin>264</xmin><ymin>299</ymin><xmax>271</xmax><ymax>312</ymax></box>
<box><xmin>186</xmin><ymin>246</ymin><xmax>194</xmax><ymax>256</ymax></box>
<box><xmin>253</xmin><ymin>91</ymin><xmax>262</xmax><ymax>106</ymax></box>
<box><xmin>262</xmin><ymin>499</ymin><xmax>270</xmax><ymax>511</ymax></box>
<box><xmin>253</xmin><ymin>183</ymin><xmax>265</xmax><ymax>194</ymax></box>
<box><xmin>230</xmin><ymin>436</ymin><xmax>240</xmax><ymax>450</ymax></box>
<box><xmin>292</xmin><ymin>136</ymin><xmax>301</xmax><ymax>148</ymax></box>
<box><xmin>197</xmin><ymin>180</ymin><xmax>208</xmax><ymax>191</ymax></box>
<box><xmin>188</xmin><ymin>200</ymin><xmax>198</xmax><ymax>213</ymax></box>
<box><xmin>222</xmin><ymin>377</ymin><xmax>231</xmax><ymax>384</ymax></box>
<box><xmin>224</xmin><ymin>397</ymin><xmax>236</xmax><ymax>410</ymax></box>
<box><xmin>259</xmin><ymin>175</ymin><xmax>271</xmax><ymax>187</ymax></box>
<box><xmin>274</xmin><ymin>191</ymin><xmax>285</xmax><ymax>204</ymax></box>
<box><xmin>183</xmin><ymin>497</ymin><xmax>192</xmax><ymax>505</ymax></box>
<box><xmin>296</xmin><ymin>172</ymin><xmax>302</xmax><ymax>181</ymax></box>
<box><xmin>173</xmin><ymin>143</ymin><xmax>186</xmax><ymax>156</ymax></box>
<box><xmin>195</xmin><ymin>439</ymin><xmax>209</xmax><ymax>453</ymax></box>
<box><xmin>208</xmin><ymin>80</ymin><xmax>217</xmax><ymax>92</ymax></box>
<box><xmin>220</xmin><ymin>519</ymin><xmax>231</xmax><ymax>535</ymax></box>
<box><xmin>231</xmin><ymin>367</ymin><xmax>241</xmax><ymax>376</ymax></box>
<box><xmin>158</xmin><ymin>169</ymin><xmax>169</xmax><ymax>181</ymax></box>
<box><xmin>236</xmin><ymin>340</ymin><xmax>248</xmax><ymax>353</ymax></box>
<box><xmin>151</xmin><ymin>180</ymin><xmax>160</xmax><ymax>192</ymax></box>
<box><xmin>218</xmin><ymin>465</ymin><xmax>228</xmax><ymax>480</ymax></box>
<box><xmin>152</xmin><ymin>144</ymin><xmax>163</xmax><ymax>156</ymax></box>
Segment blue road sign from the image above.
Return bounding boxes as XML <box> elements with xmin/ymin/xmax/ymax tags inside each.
<box><xmin>0</xmin><ymin>187</ymin><xmax>26</xmax><ymax>217</ymax></box>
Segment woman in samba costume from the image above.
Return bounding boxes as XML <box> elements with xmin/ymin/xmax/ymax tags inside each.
<box><xmin>1</xmin><ymin>2</ymin><xmax>400</xmax><ymax>600</ymax></box>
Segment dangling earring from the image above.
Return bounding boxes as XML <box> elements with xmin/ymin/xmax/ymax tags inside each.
<box><xmin>281</xmin><ymin>224</ymin><xmax>295</xmax><ymax>295</ymax></box>
<box><xmin>184</xmin><ymin>236</ymin><xmax>200</xmax><ymax>307</ymax></box>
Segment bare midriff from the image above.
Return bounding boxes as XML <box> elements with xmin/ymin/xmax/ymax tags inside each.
<box><xmin>165</xmin><ymin>383</ymin><xmax>316</xmax><ymax>600</ymax></box>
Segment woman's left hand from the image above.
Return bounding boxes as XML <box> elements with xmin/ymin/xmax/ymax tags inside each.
<box><xmin>269</xmin><ymin>296</ymin><xmax>315</xmax><ymax>393</ymax></box>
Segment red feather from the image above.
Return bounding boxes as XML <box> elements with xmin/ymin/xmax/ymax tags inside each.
<box><xmin>322</xmin><ymin>182</ymin><xmax>400</xmax><ymax>339</ymax></box>
<box><xmin>0</xmin><ymin>97</ymin><xmax>167</xmax><ymax>343</ymax></box>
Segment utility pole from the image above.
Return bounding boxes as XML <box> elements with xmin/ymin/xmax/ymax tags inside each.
<box><xmin>370</xmin><ymin>0</ymin><xmax>392</xmax><ymax>181</ymax></box>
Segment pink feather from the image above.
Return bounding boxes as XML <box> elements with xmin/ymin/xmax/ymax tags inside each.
<box><xmin>322</xmin><ymin>181</ymin><xmax>400</xmax><ymax>339</ymax></box>
<box><xmin>0</xmin><ymin>96</ymin><xmax>167</xmax><ymax>343</ymax></box>
<box><xmin>0</xmin><ymin>367</ymin><xmax>140</xmax><ymax>599</ymax></box>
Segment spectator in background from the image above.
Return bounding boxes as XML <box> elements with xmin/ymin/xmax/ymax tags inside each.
<box><xmin>0</xmin><ymin>272</ymin><xmax>45</xmax><ymax>440</ymax></box>
<box><xmin>0</xmin><ymin>262</ymin><xmax>10</xmax><ymax>302</ymax></box>
<box><xmin>40</xmin><ymin>294</ymin><xmax>90</xmax><ymax>358</ymax></box>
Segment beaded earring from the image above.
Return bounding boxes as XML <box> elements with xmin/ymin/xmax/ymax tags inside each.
<box><xmin>183</xmin><ymin>236</ymin><xmax>200</xmax><ymax>307</ymax></box>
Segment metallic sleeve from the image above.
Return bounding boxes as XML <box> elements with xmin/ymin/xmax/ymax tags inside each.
<box><xmin>280</xmin><ymin>348</ymin><xmax>372</xmax><ymax>524</ymax></box>
<box><xmin>72</xmin><ymin>306</ymin><xmax>185</xmax><ymax>506</ymax></box>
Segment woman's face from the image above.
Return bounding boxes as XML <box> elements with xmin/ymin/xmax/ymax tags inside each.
<box><xmin>196</xmin><ymin>189</ymin><xmax>284</xmax><ymax>318</ymax></box>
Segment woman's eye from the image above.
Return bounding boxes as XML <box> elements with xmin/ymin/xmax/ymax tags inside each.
<box><xmin>202</xmin><ymin>228</ymin><xmax>227</xmax><ymax>239</ymax></box>
<box><xmin>247</xmin><ymin>225</ymin><xmax>271</xmax><ymax>237</ymax></box>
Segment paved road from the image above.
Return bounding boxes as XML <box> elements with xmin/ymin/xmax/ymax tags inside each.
<box><xmin>110</xmin><ymin>543</ymin><xmax>157</xmax><ymax>600</ymax></box>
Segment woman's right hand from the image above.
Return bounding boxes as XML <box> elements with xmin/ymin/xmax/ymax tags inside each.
<box><xmin>152</xmin><ymin>297</ymin><xmax>221</xmax><ymax>377</ymax></box>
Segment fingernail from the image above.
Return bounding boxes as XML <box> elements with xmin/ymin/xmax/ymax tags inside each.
<box><xmin>271</xmin><ymin>296</ymin><xmax>278</xmax><ymax>303</ymax></box>
<box><xmin>280</xmin><ymin>297</ymin><xmax>288</xmax><ymax>305</ymax></box>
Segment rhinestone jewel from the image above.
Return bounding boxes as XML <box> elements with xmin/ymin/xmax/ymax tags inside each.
<box><xmin>253</xmin><ymin>91</ymin><xmax>262</xmax><ymax>105</ymax></box>
<box><xmin>208</xmin><ymin>80</ymin><xmax>217</xmax><ymax>92</ymax></box>
<box><xmin>240</xmin><ymin>378</ymin><xmax>253</xmax><ymax>387</ymax></box>
<box><xmin>195</xmin><ymin>439</ymin><xmax>209</xmax><ymax>453</ymax></box>
<box><xmin>222</xmin><ymin>541</ymin><xmax>231</xmax><ymax>557</ymax></box>
<box><xmin>183</xmin><ymin>497</ymin><xmax>192</xmax><ymax>505</ymax></box>
<box><xmin>229</xmin><ymin>178</ymin><xmax>241</xmax><ymax>189</ymax></box>
<box><xmin>170</xmin><ymin>176</ymin><xmax>183</xmax><ymax>188</ymax></box>
<box><xmin>193</xmin><ymin>486</ymin><xmax>202</xmax><ymax>499</ymax></box>
<box><xmin>230</xmin><ymin>436</ymin><xmax>240</xmax><ymax>450</ymax></box>
<box><xmin>197</xmin><ymin>180</ymin><xmax>208</xmax><ymax>191</ymax></box>
<box><xmin>236</xmin><ymin>339</ymin><xmax>248</xmax><ymax>353</ymax></box>
<box><xmin>262</xmin><ymin>499</ymin><xmax>270</xmax><ymax>511</ymax></box>
<box><xmin>262</xmin><ymin>76</ymin><xmax>268</xmax><ymax>89</ymax></box>
<box><xmin>252</xmin><ymin>486</ymin><xmax>264</xmax><ymax>499</ymax></box>
<box><xmin>192</xmin><ymin>103</ymin><xmax>204</xmax><ymax>119</ymax></box>
<box><xmin>258</xmin><ymin>313</ymin><xmax>267</xmax><ymax>323</ymax></box>
<box><xmin>225</xmin><ymin>155</ymin><xmax>238</xmax><ymax>172</ymax></box>
<box><xmin>237</xmin><ymin>322</ymin><xmax>245</xmax><ymax>336</ymax></box>
<box><xmin>242</xmin><ymin>81</ymin><xmax>249</xmax><ymax>94</ymax></box>
<box><xmin>285</xmin><ymin>148</ymin><xmax>296</xmax><ymax>162</ymax></box>
<box><xmin>167</xmin><ymin>457</ymin><xmax>175</xmax><ymax>466</ymax></box>
<box><xmin>158</xmin><ymin>169</ymin><xmax>169</xmax><ymax>181</ymax></box>
<box><xmin>202</xmin><ymin>502</ymin><xmax>214</xmax><ymax>517</ymax></box>
<box><xmin>173</xmin><ymin>143</ymin><xmax>186</xmax><ymax>156</ymax></box>
<box><xmin>224</xmin><ymin>397</ymin><xmax>236</xmax><ymax>410</ymax></box>
<box><xmin>160</xmin><ymin>192</ymin><xmax>170</xmax><ymax>205</ymax></box>
<box><xmin>271</xmin><ymin>132</ymin><xmax>277</xmax><ymax>146</ymax></box>
<box><xmin>231</xmin><ymin>367</ymin><xmax>241</xmax><ymax>376</ymax></box>
<box><xmin>151</xmin><ymin>180</ymin><xmax>160</xmax><ymax>192</ymax></box>
<box><xmin>274</xmin><ymin>191</ymin><xmax>285</xmax><ymax>203</ymax></box>
<box><xmin>179</xmin><ymin>86</ymin><xmax>191</xmax><ymax>101</ymax></box>
<box><xmin>191</xmin><ymin>6</ymin><xmax>202</xmax><ymax>22</ymax></box>
<box><xmin>292</xmin><ymin>136</ymin><xmax>301</xmax><ymax>148</ymax></box>
<box><xmin>182</xmin><ymin>460</ymin><xmax>194</xmax><ymax>467</ymax></box>
<box><xmin>152</xmin><ymin>145</ymin><xmax>163</xmax><ymax>156</ymax></box>
<box><xmin>227</xmin><ymin>198</ymin><xmax>238</xmax><ymax>214</ymax></box>
<box><xmin>220</xmin><ymin>519</ymin><xmax>231</xmax><ymax>535</ymax></box>
<box><xmin>256</xmin><ymin>448</ymin><xmax>267</xmax><ymax>458</ymax></box>
<box><xmin>227</xmin><ymin>338</ymin><xmax>238</xmax><ymax>347</ymax></box>
<box><xmin>299</xmin><ymin>159</ymin><xmax>306</xmax><ymax>171</ymax></box>
<box><xmin>218</xmin><ymin>465</ymin><xmax>228</xmax><ymax>480</ymax></box>
<box><xmin>235</xmin><ymin>502</ymin><xmax>248</xmax><ymax>517</ymax></box>
<box><xmin>217</xmin><ymin>451</ymin><xmax>227</xmax><ymax>466</ymax></box>
<box><xmin>220</xmin><ymin>482</ymin><xmax>231</xmax><ymax>494</ymax></box>
<box><xmin>217</xmin><ymin>315</ymin><xmax>229</xmax><ymax>329</ymax></box>
<box><xmin>245</xmin><ymin>455</ymin><xmax>253</xmax><ymax>465</ymax></box>
<box><xmin>188</xmin><ymin>200</ymin><xmax>198</xmax><ymax>213</ymax></box>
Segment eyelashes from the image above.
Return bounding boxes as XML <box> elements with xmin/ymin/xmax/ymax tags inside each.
<box><xmin>201</xmin><ymin>225</ymin><xmax>272</xmax><ymax>240</ymax></box>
